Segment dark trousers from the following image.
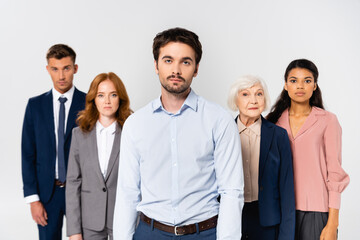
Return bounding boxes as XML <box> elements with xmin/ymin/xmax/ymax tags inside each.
<box><xmin>133</xmin><ymin>220</ymin><xmax>216</xmax><ymax>240</ymax></box>
<box><xmin>38</xmin><ymin>185</ymin><xmax>66</xmax><ymax>240</ymax></box>
<box><xmin>241</xmin><ymin>201</ymin><xmax>279</xmax><ymax>240</ymax></box>
<box><xmin>295</xmin><ymin>210</ymin><xmax>333</xmax><ymax>240</ymax></box>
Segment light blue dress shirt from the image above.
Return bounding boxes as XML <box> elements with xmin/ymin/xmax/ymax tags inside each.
<box><xmin>113</xmin><ymin>90</ymin><xmax>244</xmax><ymax>239</ymax></box>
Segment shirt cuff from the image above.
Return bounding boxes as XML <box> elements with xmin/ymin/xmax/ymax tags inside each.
<box><xmin>328</xmin><ymin>191</ymin><xmax>341</xmax><ymax>209</ymax></box>
<box><xmin>25</xmin><ymin>194</ymin><xmax>40</xmax><ymax>204</ymax></box>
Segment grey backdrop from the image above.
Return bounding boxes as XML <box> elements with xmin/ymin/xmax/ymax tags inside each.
<box><xmin>0</xmin><ymin>0</ymin><xmax>359</xmax><ymax>239</ymax></box>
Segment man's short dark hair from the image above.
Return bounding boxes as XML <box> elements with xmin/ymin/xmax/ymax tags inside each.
<box><xmin>153</xmin><ymin>27</ymin><xmax>202</xmax><ymax>65</ymax></box>
<box><xmin>46</xmin><ymin>44</ymin><xmax>76</xmax><ymax>63</ymax></box>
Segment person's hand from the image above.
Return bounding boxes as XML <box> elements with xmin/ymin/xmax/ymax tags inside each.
<box><xmin>30</xmin><ymin>201</ymin><xmax>47</xmax><ymax>226</ymax></box>
<box><xmin>320</xmin><ymin>224</ymin><xmax>337</xmax><ymax>240</ymax></box>
<box><xmin>320</xmin><ymin>208</ymin><xmax>339</xmax><ymax>240</ymax></box>
<box><xmin>69</xmin><ymin>234</ymin><xmax>83</xmax><ymax>240</ymax></box>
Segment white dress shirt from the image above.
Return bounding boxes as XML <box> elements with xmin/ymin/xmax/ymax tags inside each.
<box><xmin>113</xmin><ymin>90</ymin><xmax>244</xmax><ymax>239</ymax></box>
<box><xmin>25</xmin><ymin>86</ymin><xmax>75</xmax><ymax>203</ymax></box>
<box><xmin>96</xmin><ymin>121</ymin><xmax>116</xmax><ymax>178</ymax></box>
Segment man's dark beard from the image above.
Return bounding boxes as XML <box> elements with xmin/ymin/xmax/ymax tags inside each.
<box><xmin>161</xmin><ymin>75</ymin><xmax>190</xmax><ymax>95</ymax></box>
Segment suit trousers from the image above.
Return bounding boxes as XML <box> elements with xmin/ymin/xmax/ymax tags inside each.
<box><xmin>133</xmin><ymin>219</ymin><xmax>216</xmax><ymax>240</ymax></box>
<box><xmin>38</xmin><ymin>185</ymin><xmax>65</xmax><ymax>240</ymax></box>
<box><xmin>83</xmin><ymin>227</ymin><xmax>113</xmax><ymax>240</ymax></box>
<box><xmin>241</xmin><ymin>201</ymin><xmax>279</xmax><ymax>240</ymax></box>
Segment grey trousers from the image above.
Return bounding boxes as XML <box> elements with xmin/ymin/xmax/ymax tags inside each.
<box><xmin>82</xmin><ymin>227</ymin><xmax>113</xmax><ymax>240</ymax></box>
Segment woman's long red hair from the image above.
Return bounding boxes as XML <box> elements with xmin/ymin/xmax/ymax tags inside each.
<box><xmin>77</xmin><ymin>72</ymin><xmax>132</xmax><ymax>132</ymax></box>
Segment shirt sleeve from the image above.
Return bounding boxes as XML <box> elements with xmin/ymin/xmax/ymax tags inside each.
<box><xmin>213</xmin><ymin>114</ymin><xmax>244</xmax><ymax>239</ymax></box>
<box><xmin>324</xmin><ymin>113</ymin><xmax>350</xmax><ymax>209</ymax></box>
<box><xmin>25</xmin><ymin>194</ymin><xmax>40</xmax><ymax>203</ymax></box>
<box><xmin>113</xmin><ymin>120</ymin><xmax>141</xmax><ymax>240</ymax></box>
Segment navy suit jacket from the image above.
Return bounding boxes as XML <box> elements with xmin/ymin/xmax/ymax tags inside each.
<box><xmin>237</xmin><ymin>116</ymin><xmax>295</xmax><ymax>240</ymax></box>
<box><xmin>21</xmin><ymin>88</ymin><xmax>86</xmax><ymax>204</ymax></box>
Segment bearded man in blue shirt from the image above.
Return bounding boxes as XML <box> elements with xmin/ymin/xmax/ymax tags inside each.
<box><xmin>113</xmin><ymin>27</ymin><xmax>244</xmax><ymax>240</ymax></box>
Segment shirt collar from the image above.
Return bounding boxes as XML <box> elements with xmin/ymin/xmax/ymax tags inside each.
<box><xmin>237</xmin><ymin>116</ymin><xmax>262</xmax><ymax>136</ymax></box>
<box><xmin>183</xmin><ymin>89</ymin><xmax>198</xmax><ymax>112</ymax></box>
<box><xmin>152</xmin><ymin>89</ymin><xmax>198</xmax><ymax>114</ymax></box>
<box><xmin>52</xmin><ymin>85</ymin><xmax>75</xmax><ymax>101</ymax></box>
<box><xmin>96</xmin><ymin>120</ymin><xmax>117</xmax><ymax>134</ymax></box>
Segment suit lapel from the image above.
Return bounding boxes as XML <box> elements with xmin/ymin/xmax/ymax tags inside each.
<box><xmin>65</xmin><ymin>88</ymin><xmax>82</xmax><ymax>142</ymax></box>
<box><xmin>104</xmin><ymin>124</ymin><xmax>121</xmax><ymax>182</ymax></box>
<box><xmin>259</xmin><ymin>116</ymin><xmax>275</xmax><ymax>180</ymax></box>
<box><xmin>88</xmin><ymin>128</ymin><xmax>106</xmax><ymax>184</ymax></box>
<box><xmin>43</xmin><ymin>90</ymin><xmax>56</xmax><ymax>153</ymax></box>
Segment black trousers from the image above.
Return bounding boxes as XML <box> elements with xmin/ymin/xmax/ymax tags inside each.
<box><xmin>241</xmin><ymin>201</ymin><xmax>279</xmax><ymax>240</ymax></box>
<box><xmin>295</xmin><ymin>210</ymin><xmax>335</xmax><ymax>240</ymax></box>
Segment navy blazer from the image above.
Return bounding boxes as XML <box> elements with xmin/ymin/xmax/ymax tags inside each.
<box><xmin>237</xmin><ymin>116</ymin><xmax>295</xmax><ymax>240</ymax></box>
<box><xmin>21</xmin><ymin>88</ymin><xmax>86</xmax><ymax>203</ymax></box>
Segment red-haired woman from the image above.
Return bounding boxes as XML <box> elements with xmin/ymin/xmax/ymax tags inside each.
<box><xmin>66</xmin><ymin>72</ymin><xmax>132</xmax><ymax>240</ymax></box>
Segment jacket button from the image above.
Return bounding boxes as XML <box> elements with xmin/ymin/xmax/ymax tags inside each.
<box><xmin>102</xmin><ymin>188</ymin><xmax>106</xmax><ymax>192</ymax></box>
<box><xmin>260</xmin><ymin>186</ymin><xmax>263</xmax><ymax>191</ymax></box>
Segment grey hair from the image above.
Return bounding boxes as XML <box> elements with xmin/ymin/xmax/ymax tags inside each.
<box><xmin>227</xmin><ymin>75</ymin><xmax>271</xmax><ymax>111</ymax></box>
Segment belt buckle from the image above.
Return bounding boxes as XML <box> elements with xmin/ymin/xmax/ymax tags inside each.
<box><xmin>174</xmin><ymin>226</ymin><xmax>184</xmax><ymax>236</ymax></box>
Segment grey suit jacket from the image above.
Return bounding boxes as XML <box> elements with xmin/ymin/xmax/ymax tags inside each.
<box><xmin>66</xmin><ymin>123</ymin><xmax>121</xmax><ymax>236</ymax></box>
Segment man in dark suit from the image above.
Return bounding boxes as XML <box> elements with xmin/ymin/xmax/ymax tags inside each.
<box><xmin>21</xmin><ymin>44</ymin><xmax>86</xmax><ymax>240</ymax></box>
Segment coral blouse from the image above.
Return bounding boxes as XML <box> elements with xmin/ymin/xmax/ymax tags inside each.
<box><xmin>277</xmin><ymin>107</ymin><xmax>349</xmax><ymax>212</ymax></box>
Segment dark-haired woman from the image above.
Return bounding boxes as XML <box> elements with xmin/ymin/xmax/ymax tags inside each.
<box><xmin>267</xmin><ymin>59</ymin><xmax>349</xmax><ymax>240</ymax></box>
<box><xmin>66</xmin><ymin>72</ymin><xmax>132</xmax><ymax>240</ymax></box>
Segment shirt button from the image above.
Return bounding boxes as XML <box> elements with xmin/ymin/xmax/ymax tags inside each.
<box><xmin>172</xmin><ymin>138</ymin><xmax>175</xmax><ymax>142</ymax></box>
<box><xmin>174</xmin><ymin>163</ymin><xmax>177</xmax><ymax>167</ymax></box>
<box><xmin>102</xmin><ymin>188</ymin><xmax>107</xmax><ymax>192</ymax></box>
